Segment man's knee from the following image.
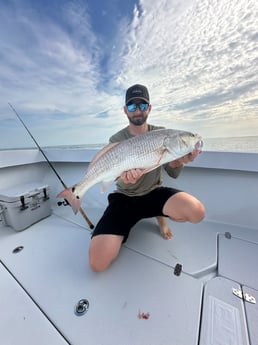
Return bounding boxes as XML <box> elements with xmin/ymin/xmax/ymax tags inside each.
<box><xmin>163</xmin><ymin>192</ymin><xmax>205</xmax><ymax>223</ymax></box>
<box><xmin>88</xmin><ymin>234</ymin><xmax>123</xmax><ymax>272</ymax></box>
<box><xmin>189</xmin><ymin>201</ymin><xmax>205</xmax><ymax>223</ymax></box>
<box><xmin>89</xmin><ymin>255</ymin><xmax>111</xmax><ymax>272</ymax></box>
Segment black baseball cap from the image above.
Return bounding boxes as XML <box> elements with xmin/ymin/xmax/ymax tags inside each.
<box><xmin>125</xmin><ymin>84</ymin><xmax>150</xmax><ymax>104</ymax></box>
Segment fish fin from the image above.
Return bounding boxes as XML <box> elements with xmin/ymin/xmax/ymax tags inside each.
<box><xmin>57</xmin><ymin>187</ymin><xmax>81</xmax><ymax>214</ymax></box>
<box><xmin>89</xmin><ymin>142</ymin><xmax>120</xmax><ymax>169</ymax></box>
<box><xmin>101</xmin><ymin>180</ymin><xmax>114</xmax><ymax>193</ymax></box>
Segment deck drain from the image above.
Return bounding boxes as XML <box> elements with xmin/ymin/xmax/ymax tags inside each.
<box><xmin>75</xmin><ymin>299</ymin><xmax>89</xmax><ymax>316</ymax></box>
<box><xmin>12</xmin><ymin>246</ymin><xmax>24</xmax><ymax>254</ymax></box>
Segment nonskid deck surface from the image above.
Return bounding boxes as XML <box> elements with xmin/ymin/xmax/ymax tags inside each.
<box><xmin>1</xmin><ymin>210</ymin><xmax>258</xmax><ymax>345</ymax></box>
<box><xmin>0</xmin><ymin>214</ymin><xmax>203</xmax><ymax>345</ymax></box>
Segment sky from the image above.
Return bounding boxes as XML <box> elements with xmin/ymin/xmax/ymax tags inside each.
<box><xmin>0</xmin><ymin>0</ymin><xmax>258</xmax><ymax>149</ymax></box>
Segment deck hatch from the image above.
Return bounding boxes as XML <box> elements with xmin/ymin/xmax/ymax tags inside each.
<box><xmin>218</xmin><ymin>234</ymin><xmax>258</xmax><ymax>289</ymax></box>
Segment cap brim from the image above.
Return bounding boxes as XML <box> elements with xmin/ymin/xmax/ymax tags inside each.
<box><xmin>126</xmin><ymin>97</ymin><xmax>149</xmax><ymax>104</ymax></box>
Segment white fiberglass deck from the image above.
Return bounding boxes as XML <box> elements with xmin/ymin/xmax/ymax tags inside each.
<box><xmin>0</xmin><ymin>149</ymin><xmax>258</xmax><ymax>345</ymax></box>
<box><xmin>0</xmin><ymin>215</ymin><xmax>204</xmax><ymax>345</ymax></box>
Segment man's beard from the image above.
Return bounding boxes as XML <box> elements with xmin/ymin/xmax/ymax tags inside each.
<box><xmin>127</xmin><ymin>114</ymin><xmax>148</xmax><ymax>126</ymax></box>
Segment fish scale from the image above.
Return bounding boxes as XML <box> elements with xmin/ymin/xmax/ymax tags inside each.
<box><xmin>87</xmin><ymin>130</ymin><xmax>166</xmax><ymax>174</ymax></box>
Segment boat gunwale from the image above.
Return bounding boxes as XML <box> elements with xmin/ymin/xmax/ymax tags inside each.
<box><xmin>1</xmin><ymin>148</ymin><xmax>258</xmax><ymax>173</ymax></box>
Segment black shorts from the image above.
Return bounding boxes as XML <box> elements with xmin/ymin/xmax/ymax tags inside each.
<box><xmin>91</xmin><ymin>187</ymin><xmax>181</xmax><ymax>243</ymax></box>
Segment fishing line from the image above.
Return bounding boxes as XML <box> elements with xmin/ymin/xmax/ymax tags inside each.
<box><xmin>8</xmin><ymin>102</ymin><xmax>94</xmax><ymax>229</ymax></box>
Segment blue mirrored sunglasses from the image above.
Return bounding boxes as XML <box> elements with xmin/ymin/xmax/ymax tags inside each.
<box><xmin>126</xmin><ymin>102</ymin><xmax>149</xmax><ymax>112</ymax></box>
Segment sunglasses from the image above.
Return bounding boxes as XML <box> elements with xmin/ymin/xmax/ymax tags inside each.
<box><xmin>126</xmin><ymin>102</ymin><xmax>149</xmax><ymax>112</ymax></box>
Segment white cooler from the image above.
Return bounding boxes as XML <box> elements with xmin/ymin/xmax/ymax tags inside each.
<box><xmin>0</xmin><ymin>182</ymin><xmax>51</xmax><ymax>231</ymax></box>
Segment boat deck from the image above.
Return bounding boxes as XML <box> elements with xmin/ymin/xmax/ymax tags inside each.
<box><xmin>0</xmin><ymin>149</ymin><xmax>258</xmax><ymax>345</ymax></box>
<box><xmin>1</xmin><ymin>210</ymin><xmax>258</xmax><ymax>345</ymax></box>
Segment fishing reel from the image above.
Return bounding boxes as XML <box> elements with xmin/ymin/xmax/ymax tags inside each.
<box><xmin>57</xmin><ymin>199</ymin><xmax>70</xmax><ymax>207</ymax></box>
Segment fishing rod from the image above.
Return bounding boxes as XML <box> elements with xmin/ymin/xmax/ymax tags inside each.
<box><xmin>8</xmin><ymin>102</ymin><xmax>94</xmax><ymax>230</ymax></box>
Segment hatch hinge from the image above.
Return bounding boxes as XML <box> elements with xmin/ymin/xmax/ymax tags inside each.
<box><xmin>232</xmin><ymin>288</ymin><xmax>256</xmax><ymax>304</ymax></box>
<box><xmin>43</xmin><ymin>187</ymin><xmax>49</xmax><ymax>201</ymax></box>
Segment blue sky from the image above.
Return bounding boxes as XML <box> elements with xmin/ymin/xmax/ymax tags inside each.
<box><xmin>0</xmin><ymin>0</ymin><xmax>258</xmax><ymax>148</ymax></box>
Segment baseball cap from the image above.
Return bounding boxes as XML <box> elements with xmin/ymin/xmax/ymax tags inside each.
<box><xmin>125</xmin><ymin>84</ymin><xmax>150</xmax><ymax>104</ymax></box>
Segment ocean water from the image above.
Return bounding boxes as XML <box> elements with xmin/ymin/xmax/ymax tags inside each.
<box><xmin>44</xmin><ymin>136</ymin><xmax>258</xmax><ymax>153</ymax></box>
<box><xmin>203</xmin><ymin>136</ymin><xmax>258</xmax><ymax>153</ymax></box>
<box><xmin>1</xmin><ymin>136</ymin><xmax>258</xmax><ymax>153</ymax></box>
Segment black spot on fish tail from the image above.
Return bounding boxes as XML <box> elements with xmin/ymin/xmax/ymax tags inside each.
<box><xmin>76</xmin><ymin>196</ymin><xmax>80</xmax><ymax>199</ymax></box>
<box><xmin>72</xmin><ymin>187</ymin><xmax>75</xmax><ymax>192</ymax></box>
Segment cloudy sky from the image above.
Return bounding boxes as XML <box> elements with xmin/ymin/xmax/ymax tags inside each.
<box><xmin>0</xmin><ymin>0</ymin><xmax>257</xmax><ymax>149</ymax></box>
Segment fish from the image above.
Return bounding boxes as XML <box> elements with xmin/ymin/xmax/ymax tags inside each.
<box><xmin>57</xmin><ymin>129</ymin><xmax>203</xmax><ymax>214</ymax></box>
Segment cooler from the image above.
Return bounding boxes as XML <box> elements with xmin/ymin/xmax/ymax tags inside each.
<box><xmin>0</xmin><ymin>182</ymin><xmax>51</xmax><ymax>231</ymax></box>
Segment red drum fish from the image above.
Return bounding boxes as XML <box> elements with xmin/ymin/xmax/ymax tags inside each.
<box><xmin>57</xmin><ymin>129</ymin><xmax>203</xmax><ymax>214</ymax></box>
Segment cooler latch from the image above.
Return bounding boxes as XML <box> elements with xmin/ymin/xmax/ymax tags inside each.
<box><xmin>43</xmin><ymin>188</ymin><xmax>49</xmax><ymax>201</ymax></box>
<box><xmin>20</xmin><ymin>196</ymin><xmax>28</xmax><ymax>210</ymax></box>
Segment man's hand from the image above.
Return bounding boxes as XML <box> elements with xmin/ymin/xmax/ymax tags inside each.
<box><xmin>169</xmin><ymin>149</ymin><xmax>201</xmax><ymax>168</ymax></box>
<box><xmin>120</xmin><ymin>169</ymin><xmax>145</xmax><ymax>184</ymax></box>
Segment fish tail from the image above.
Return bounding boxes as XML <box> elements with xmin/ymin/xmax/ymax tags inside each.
<box><xmin>57</xmin><ymin>186</ymin><xmax>81</xmax><ymax>214</ymax></box>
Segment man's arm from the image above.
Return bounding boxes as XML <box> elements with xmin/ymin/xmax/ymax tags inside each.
<box><xmin>164</xmin><ymin>163</ymin><xmax>184</xmax><ymax>178</ymax></box>
<box><xmin>165</xmin><ymin>149</ymin><xmax>201</xmax><ymax>178</ymax></box>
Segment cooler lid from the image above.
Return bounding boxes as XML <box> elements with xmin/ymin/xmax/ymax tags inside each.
<box><xmin>0</xmin><ymin>182</ymin><xmax>49</xmax><ymax>203</ymax></box>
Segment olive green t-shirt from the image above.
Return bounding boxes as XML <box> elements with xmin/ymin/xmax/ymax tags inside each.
<box><xmin>109</xmin><ymin>125</ymin><xmax>183</xmax><ymax>196</ymax></box>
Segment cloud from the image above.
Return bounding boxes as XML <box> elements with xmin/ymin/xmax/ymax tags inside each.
<box><xmin>0</xmin><ymin>0</ymin><xmax>258</xmax><ymax>149</ymax></box>
<box><xmin>113</xmin><ymin>0</ymin><xmax>258</xmax><ymax>128</ymax></box>
<box><xmin>0</xmin><ymin>1</ymin><xmax>101</xmax><ymax>107</ymax></box>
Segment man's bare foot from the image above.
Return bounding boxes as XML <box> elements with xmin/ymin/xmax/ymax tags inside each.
<box><xmin>156</xmin><ymin>216</ymin><xmax>173</xmax><ymax>240</ymax></box>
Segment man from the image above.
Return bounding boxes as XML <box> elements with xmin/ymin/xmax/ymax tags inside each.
<box><xmin>89</xmin><ymin>84</ymin><xmax>205</xmax><ymax>272</ymax></box>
